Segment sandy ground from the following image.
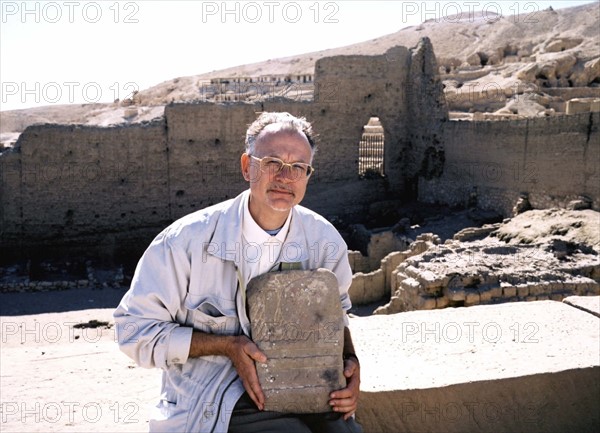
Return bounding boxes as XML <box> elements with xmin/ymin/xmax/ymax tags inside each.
<box><xmin>1</xmin><ymin>307</ymin><xmax>160</xmax><ymax>433</ymax></box>
<box><xmin>2</xmin><ymin>292</ymin><xmax>598</xmax><ymax>432</ymax></box>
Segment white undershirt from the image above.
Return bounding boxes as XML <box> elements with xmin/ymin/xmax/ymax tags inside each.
<box><xmin>240</xmin><ymin>192</ymin><xmax>292</xmax><ymax>283</ymax></box>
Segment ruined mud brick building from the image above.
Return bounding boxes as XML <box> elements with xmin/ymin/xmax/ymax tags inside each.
<box><xmin>1</xmin><ymin>38</ymin><xmax>598</xmax><ymax>260</ymax></box>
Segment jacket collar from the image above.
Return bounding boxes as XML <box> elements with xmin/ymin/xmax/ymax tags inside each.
<box><xmin>208</xmin><ymin>189</ymin><xmax>309</xmax><ymax>266</ymax></box>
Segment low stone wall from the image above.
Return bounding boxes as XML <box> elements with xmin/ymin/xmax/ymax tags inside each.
<box><xmin>0</xmin><ymin>279</ymin><xmax>91</xmax><ymax>293</ymax></box>
<box><xmin>566</xmin><ymin>97</ymin><xmax>600</xmax><ymax>114</ymax></box>
<box><xmin>348</xmin><ymin>230</ymin><xmax>410</xmax><ymax>274</ymax></box>
<box><xmin>348</xmin><ymin>251</ymin><xmax>371</xmax><ymax>274</ymax></box>
<box><xmin>349</xmin><ymin>269</ymin><xmax>386</xmax><ymax>305</ymax></box>
<box><xmin>352</xmin><ymin>299</ymin><xmax>600</xmax><ymax>433</ymax></box>
<box><xmin>349</xmin><ymin>233</ymin><xmax>439</xmax><ymax>306</ymax></box>
<box><xmin>418</xmin><ymin>113</ymin><xmax>600</xmax><ymax>217</ymax></box>
<box><xmin>0</xmin><ymin>262</ymin><xmax>124</xmax><ymax>293</ymax></box>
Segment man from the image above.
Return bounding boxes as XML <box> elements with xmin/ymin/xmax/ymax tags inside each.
<box><xmin>114</xmin><ymin>112</ymin><xmax>362</xmax><ymax>433</ymax></box>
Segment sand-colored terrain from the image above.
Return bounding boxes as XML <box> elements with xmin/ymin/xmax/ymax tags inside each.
<box><xmin>1</xmin><ymin>308</ymin><xmax>159</xmax><ymax>432</ymax></box>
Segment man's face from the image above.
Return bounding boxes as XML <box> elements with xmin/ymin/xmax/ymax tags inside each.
<box><xmin>241</xmin><ymin>124</ymin><xmax>313</xmax><ymax>223</ymax></box>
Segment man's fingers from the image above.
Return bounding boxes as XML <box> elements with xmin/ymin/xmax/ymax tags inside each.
<box><xmin>330</xmin><ymin>396</ymin><xmax>357</xmax><ymax>417</ymax></box>
<box><xmin>245</xmin><ymin>367</ymin><xmax>265</xmax><ymax>408</ymax></box>
<box><xmin>250</xmin><ymin>381</ymin><xmax>265</xmax><ymax>409</ymax></box>
<box><xmin>240</xmin><ymin>366</ymin><xmax>265</xmax><ymax>411</ymax></box>
<box><xmin>330</xmin><ymin>360</ymin><xmax>360</xmax><ymax>416</ymax></box>
<box><xmin>244</xmin><ymin>341</ymin><xmax>267</xmax><ymax>363</ymax></box>
<box><xmin>240</xmin><ymin>346</ymin><xmax>266</xmax><ymax>410</ymax></box>
<box><xmin>343</xmin><ymin>358</ymin><xmax>358</xmax><ymax>378</ymax></box>
<box><xmin>246</xmin><ymin>386</ymin><xmax>265</xmax><ymax>411</ymax></box>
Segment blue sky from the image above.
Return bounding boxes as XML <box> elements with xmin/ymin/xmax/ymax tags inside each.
<box><xmin>1</xmin><ymin>0</ymin><xmax>597</xmax><ymax>110</ymax></box>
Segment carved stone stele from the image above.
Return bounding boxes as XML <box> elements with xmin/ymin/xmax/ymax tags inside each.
<box><xmin>246</xmin><ymin>268</ymin><xmax>346</xmax><ymax>413</ymax></box>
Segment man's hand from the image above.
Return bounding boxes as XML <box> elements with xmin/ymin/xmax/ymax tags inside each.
<box><xmin>226</xmin><ymin>335</ymin><xmax>268</xmax><ymax>411</ymax></box>
<box><xmin>328</xmin><ymin>356</ymin><xmax>360</xmax><ymax>420</ymax></box>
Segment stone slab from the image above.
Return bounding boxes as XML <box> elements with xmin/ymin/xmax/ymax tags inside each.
<box><xmin>350</xmin><ymin>300</ymin><xmax>600</xmax><ymax>433</ymax></box>
<box><xmin>246</xmin><ymin>268</ymin><xmax>345</xmax><ymax>413</ymax></box>
<box><xmin>563</xmin><ymin>295</ymin><xmax>600</xmax><ymax>318</ymax></box>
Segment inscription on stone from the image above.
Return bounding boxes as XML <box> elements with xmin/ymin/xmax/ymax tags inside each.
<box><xmin>246</xmin><ymin>268</ymin><xmax>346</xmax><ymax>413</ymax></box>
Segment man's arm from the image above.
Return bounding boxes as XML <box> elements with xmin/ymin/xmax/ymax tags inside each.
<box><xmin>189</xmin><ymin>331</ymin><xmax>267</xmax><ymax>411</ymax></box>
<box><xmin>329</xmin><ymin>326</ymin><xmax>360</xmax><ymax>420</ymax></box>
<box><xmin>114</xmin><ymin>233</ymin><xmax>193</xmax><ymax>370</ymax></box>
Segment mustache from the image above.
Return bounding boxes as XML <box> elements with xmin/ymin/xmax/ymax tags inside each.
<box><xmin>268</xmin><ymin>183</ymin><xmax>294</xmax><ymax>194</ymax></box>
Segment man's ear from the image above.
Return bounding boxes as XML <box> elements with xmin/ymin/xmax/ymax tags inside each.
<box><xmin>241</xmin><ymin>153</ymin><xmax>251</xmax><ymax>181</ymax></box>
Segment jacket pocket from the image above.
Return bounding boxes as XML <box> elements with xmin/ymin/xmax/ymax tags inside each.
<box><xmin>184</xmin><ymin>294</ymin><xmax>241</xmax><ymax>336</ymax></box>
<box><xmin>149</xmin><ymin>389</ymin><xmax>190</xmax><ymax>433</ymax></box>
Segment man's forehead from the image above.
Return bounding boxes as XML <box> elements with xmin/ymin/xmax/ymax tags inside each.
<box><xmin>256</xmin><ymin>123</ymin><xmax>310</xmax><ymax>145</ymax></box>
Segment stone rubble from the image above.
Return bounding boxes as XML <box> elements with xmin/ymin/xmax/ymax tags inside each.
<box><xmin>372</xmin><ymin>209</ymin><xmax>600</xmax><ymax>314</ymax></box>
<box><xmin>0</xmin><ymin>261</ymin><xmax>125</xmax><ymax>293</ymax></box>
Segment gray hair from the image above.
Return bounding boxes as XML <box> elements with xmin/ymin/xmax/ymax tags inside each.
<box><xmin>245</xmin><ymin>112</ymin><xmax>317</xmax><ymax>156</ymax></box>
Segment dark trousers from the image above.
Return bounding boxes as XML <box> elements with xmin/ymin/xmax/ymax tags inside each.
<box><xmin>228</xmin><ymin>393</ymin><xmax>364</xmax><ymax>433</ymax></box>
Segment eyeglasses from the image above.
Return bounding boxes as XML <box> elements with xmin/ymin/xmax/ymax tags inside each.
<box><xmin>249</xmin><ymin>155</ymin><xmax>314</xmax><ymax>179</ymax></box>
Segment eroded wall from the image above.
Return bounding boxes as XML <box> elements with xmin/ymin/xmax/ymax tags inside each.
<box><xmin>1</xmin><ymin>46</ymin><xmax>416</xmax><ymax>259</ymax></box>
<box><xmin>418</xmin><ymin>112</ymin><xmax>600</xmax><ymax>215</ymax></box>
<box><xmin>1</xmin><ymin>121</ymin><xmax>169</xmax><ymax>258</ymax></box>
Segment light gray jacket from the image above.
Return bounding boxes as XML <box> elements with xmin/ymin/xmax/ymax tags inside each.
<box><xmin>114</xmin><ymin>190</ymin><xmax>353</xmax><ymax>433</ymax></box>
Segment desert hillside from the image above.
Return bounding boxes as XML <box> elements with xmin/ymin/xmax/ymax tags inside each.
<box><xmin>1</xmin><ymin>2</ymin><xmax>598</xmax><ymax>147</ymax></box>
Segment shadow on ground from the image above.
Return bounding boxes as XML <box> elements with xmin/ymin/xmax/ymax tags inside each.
<box><xmin>0</xmin><ymin>286</ymin><xmax>128</xmax><ymax>316</ymax></box>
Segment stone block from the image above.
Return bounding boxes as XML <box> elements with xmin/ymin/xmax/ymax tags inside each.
<box><xmin>403</xmin><ymin>265</ymin><xmax>420</xmax><ymax>279</ymax></box>
<box><xmin>246</xmin><ymin>269</ymin><xmax>345</xmax><ymax>413</ymax></box>
<box><xmin>516</xmin><ymin>284</ymin><xmax>530</xmax><ymax>297</ymax></box>
<box><xmin>502</xmin><ymin>283</ymin><xmax>517</xmax><ymax>298</ymax></box>
<box><xmin>489</xmin><ymin>286</ymin><xmax>503</xmax><ymax>299</ymax></box>
<box><xmin>418</xmin><ymin>270</ymin><xmax>444</xmax><ymax>295</ymax></box>
<box><xmin>529</xmin><ymin>283</ymin><xmax>548</xmax><ymax>296</ymax></box>
<box><xmin>478</xmin><ymin>287</ymin><xmax>493</xmax><ymax>303</ymax></box>
<box><xmin>445</xmin><ymin>286</ymin><xmax>466</xmax><ymax>302</ymax></box>
<box><xmin>400</xmin><ymin>277</ymin><xmax>421</xmax><ymax>295</ymax></box>
<box><xmin>587</xmin><ymin>282</ymin><xmax>600</xmax><ymax>296</ymax></box>
<box><xmin>563</xmin><ymin>296</ymin><xmax>600</xmax><ymax>318</ymax></box>
<box><xmin>390</xmin><ymin>269</ymin><xmax>401</xmax><ymax>296</ymax></box>
<box><xmin>382</xmin><ymin>251</ymin><xmax>405</xmax><ymax>269</ymax></box>
<box><xmin>414</xmin><ymin>295</ymin><xmax>437</xmax><ymax>310</ymax></box>
<box><xmin>563</xmin><ymin>282</ymin><xmax>578</xmax><ymax>294</ymax></box>
<box><xmin>349</xmin><ymin>274</ymin><xmax>366</xmax><ymax>305</ymax></box>
<box><xmin>574</xmin><ymin>280</ymin><xmax>590</xmax><ymax>296</ymax></box>
<box><xmin>465</xmin><ymin>290</ymin><xmax>480</xmax><ymax>306</ymax></box>
<box><xmin>363</xmin><ymin>269</ymin><xmax>385</xmax><ymax>304</ymax></box>
<box><xmin>351</xmin><ymin>301</ymin><xmax>600</xmax><ymax>433</ymax></box>
<box><xmin>436</xmin><ymin>296</ymin><xmax>449</xmax><ymax>309</ymax></box>
<box><xmin>548</xmin><ymin>281</ymin><xmax>564</xmax><ymax>293</ymax></box>
<box><xmin>567</xmin><ymin>98</ymin><xmax>594</xmax><ymax>115</ymax></box>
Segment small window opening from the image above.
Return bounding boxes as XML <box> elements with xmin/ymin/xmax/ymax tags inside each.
<box><xmin>358</xmin><ymin>117</ymin><xmax>385</xmax><ymax>177</ymax></box>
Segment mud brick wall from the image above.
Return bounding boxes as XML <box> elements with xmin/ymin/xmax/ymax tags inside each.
<box><xmin>1</xmin><ymin>46</ymin><xmax>419</xmax><ymax>260</ymax></box>
<box><xmin>418</xmin><ymin>112</ymin><xmax>600</xmax><ymax>216</ymax></box>
<box><xmin>1</xmin><ymin>121</ymin><xmax>169</xmax><ymax>259</ymax></box>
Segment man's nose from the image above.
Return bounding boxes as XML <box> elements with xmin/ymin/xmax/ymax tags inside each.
<box><xmin>274</xmin><ymin>165</ymin><xmax>297</xmax><ymax>182</ymax></box>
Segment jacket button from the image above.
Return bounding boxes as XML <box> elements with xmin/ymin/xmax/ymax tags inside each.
<box><xmin>172</xmin><ymin>358</ymin><xmax>180</xmax><ymax>363</ymax></box>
